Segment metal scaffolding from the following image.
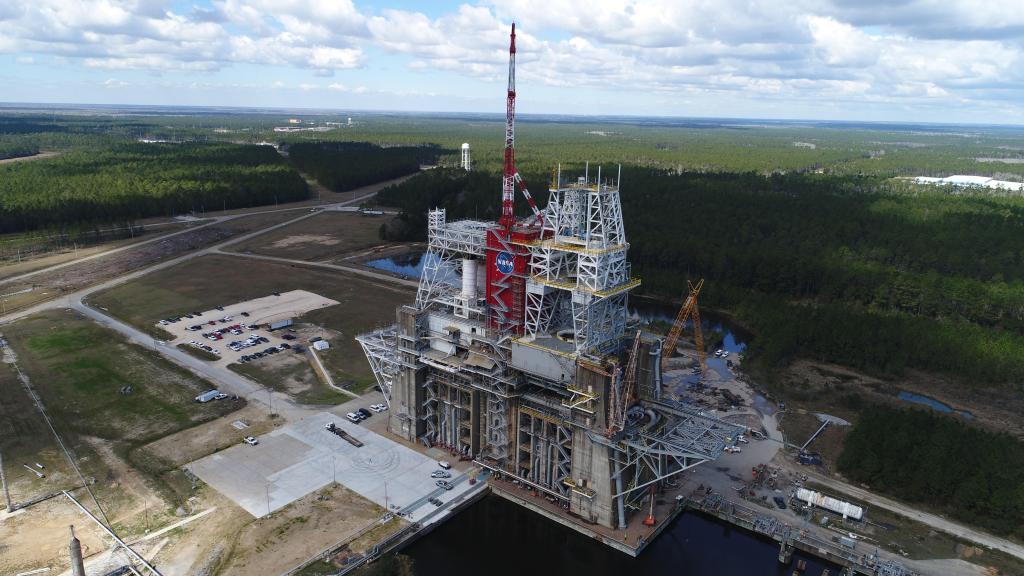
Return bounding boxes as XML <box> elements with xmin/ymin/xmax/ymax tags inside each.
<box><xmin>355</xmin><ymin>327</ymin><xmax>401</xmax><ymax>406</ymax></box>
<box><xmin>608</xmin><ymin>402</ymin><xmax>743</xmax><ymax>511</ymax></box>
<box><xmin>523</xmin><ymin>168</ymin><xmax>639</xmax><ymax>355</ymax></box>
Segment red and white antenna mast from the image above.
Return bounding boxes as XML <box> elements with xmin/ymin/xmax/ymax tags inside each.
<box><xmin>499</xmin><ymin>23</ymin><xmax>542</xmax><ymax>232</ymax></box>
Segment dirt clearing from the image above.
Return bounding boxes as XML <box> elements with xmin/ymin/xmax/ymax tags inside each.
<box><xmin>228</xmin><ymin>211</ymin><xmax>390</xmax><ymax>262</ymax></box>
<box><xmin>0</xmin><ymin>496</ymin><xmax>110</xmax><ymax>575</ymax></box>
<box><xmin>217</xmin><ymin>483</ymin><xmax>385</xmax><ymax>576</ymax></box>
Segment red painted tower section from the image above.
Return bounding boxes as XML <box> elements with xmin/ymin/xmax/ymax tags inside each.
<box><xmin>487</xmin><ymin>23</ymin><xmax>540</xmax><ymax>333</ymax></box>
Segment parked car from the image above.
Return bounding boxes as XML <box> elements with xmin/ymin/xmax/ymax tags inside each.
<box><xmin>214</xmin><ymin>393</ymin><xmax>229</xmax><ymax>400</ymax></box>
<box><xmin>243</xmin><ymin>436</ymin><xmax>258</xmax><ymax>446</ymax></box>
<box><xmin>435</xmin><ymin>480</ymin><xmax>453</xmax><ymax>490</ymax></box>
<box><xmin>438</xmin><ymin>461</ymin><xmax>451</xmax><ymax>470</ymax></box>
<box><xmin>357</xmin><ymin>408</ymin><xmax>372</xmax><ymax>419</ymax></box>
<box><xmin>430</xmin><ymin>471</ymin><xmax>451</xmax><ymax>479</ymax></box>
<box><xmin>773</xmin><ymin>496</ymin><xmax>787</xmax><ymax>509</ymax></box>
<box><xmin>345</xmin><ymin>412</ymin><xmax>360</xmax><ymax>423</ymax></box>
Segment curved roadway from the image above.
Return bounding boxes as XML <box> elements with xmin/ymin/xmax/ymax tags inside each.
<box><xmin>1</xmin><ymin>174</ymin><xmax>1021</xmax><ymax>564</ymax></box>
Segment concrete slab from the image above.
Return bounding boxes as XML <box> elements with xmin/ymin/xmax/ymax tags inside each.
<box><xmin>186</xmin><ymin>411</ymin><xmax>472</xmax><ymax>519</ymax></box>
<box><xmin>156</xmin><ymin>289</ymin><xmax>339</xmax><ymax>367</ymax></box>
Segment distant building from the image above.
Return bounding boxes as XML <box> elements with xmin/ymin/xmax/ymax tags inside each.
<box><xmin>288</xmin><ymin>118</ymin><xmax>302</xmax><ymax>124</ymax></box>
<box><xmin>461</xmin><ymin>142</ymin><xmax>471</xmax><ymax>171</ymax></box>
<box><xmin>913</xmin><ymin>175</ymin><xmax>1024</xmax><ymax>192</ymax></box>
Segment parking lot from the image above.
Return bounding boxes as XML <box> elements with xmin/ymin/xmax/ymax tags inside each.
<box><xmin>155</xmin><ymin>289</ymin><xmax>338</xmax><ymax>367</ymax></box>
<box><xmin>187</xmin><ymin>411</ymin><xmax>475</xmax><ymax>520</ymax></box>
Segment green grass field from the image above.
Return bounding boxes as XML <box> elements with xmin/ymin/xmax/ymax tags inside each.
<box><xmin>89</xmin><ymin>253</ymin><xmax>413</xmax><ymax>392</ymax></box>
<box><xmin>230</xmin><ymin>357</ymin><xmax>351</xmax><ymax>405</ymax></box>
<box><xmin>227</xmin><ymin>211</ymin><xmax>388</xmax><ymax>262</ymax></box>
<box><xmin>4</xmin><ymin>311</ymin><xmax>236</xmax><ymax>442</ymax></box>
<box><xmin>0</xmin><ymin>358</ymin><xmax>75</xmax><ymax>502</ymax></box>
<box><xmin>1</xmin><ymin>309</ymin><xmax>242</xmax><ymax>514</ymax></box>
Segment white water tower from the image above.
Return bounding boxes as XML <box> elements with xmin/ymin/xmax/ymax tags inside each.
<box><xmin>461</xmin><ymin>142</ymin><xmax>471</xmax><ymax>171</ymax></box>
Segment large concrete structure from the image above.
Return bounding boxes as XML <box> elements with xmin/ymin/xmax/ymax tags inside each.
<box><xmin>357</xmin><ymin>24</ymin><xmax>740</xmax><ymax>539</ymax></box>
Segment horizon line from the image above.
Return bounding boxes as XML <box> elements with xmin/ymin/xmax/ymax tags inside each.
<box><xmin>2</xmin><ymin>101</ymin><xmax>1023</xmax><ymax>130</ymax></box>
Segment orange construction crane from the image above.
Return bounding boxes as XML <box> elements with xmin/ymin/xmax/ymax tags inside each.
<box><xmin>607</xmin><ymin>329</ymin><xmax>642</xmax><ymax>435</ymax></box>
<box><xmin>661</xmin><ymin>279</ymin><xmax>706</xmax><ymax>380</ymax></box>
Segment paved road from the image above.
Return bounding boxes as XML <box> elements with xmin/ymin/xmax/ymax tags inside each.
<box><xmin>213</xmin><ymin>249</ymin><xmax>419</xmax><ymax>290</ymax></box>
<box><xmin>805</xmin><ymin>470</ymin><xmax>1024</xmax><ymax>561</ymax></box>
<box><xmin>5</xmin><ymin>171</ymin><xmax>1021</xmax><ymax>568</ymax></box>
<box><xmin>0</xmin><ymin>216</ymin><xmax>222</xmax><ymax>287</ymax></box>
<box><xmin>0</xmin><ymin>183</ymin><xmax>391</xmax><ymax>420</ymax></box>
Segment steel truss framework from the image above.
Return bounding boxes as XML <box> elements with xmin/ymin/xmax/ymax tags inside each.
<box><xmin>523</xmin><ymin>171</ymin><xmax>639</xmax><ymax>354</ymax></box>
<box><xmin>607</xmin><ymin>403</ymin><xmax>743</xmax><ymax>511</ymax></box>
<box><xmin>517</xmin><ymin>408</ymin><xmax>573</xmax><ymax>497</ymax></box>
<box><xmin>416</xmin><ymin>209</ymin><xmax>491</xmax><ymax>310</ymax></box>
<box><xmin>355</xmin><ymin>328</ymin><xmax>402</xmax><ymax>407</ymax></box>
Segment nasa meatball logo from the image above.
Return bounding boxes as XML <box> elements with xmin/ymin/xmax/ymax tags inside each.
<box><xmin>495</xmin><ymin>252</ymin><xmax>515</xmax><ymax>274</ymax></box>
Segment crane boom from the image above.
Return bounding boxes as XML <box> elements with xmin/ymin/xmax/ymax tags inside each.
<box><xmin>661</xmin><ymin>279</ymin><xmax>706</xmax><ymax>379</ymax></box>
<box><xmin>499</xmin><ymin>23</ymin><xmax>543</xmax><ymax>231</ymax></box>
<box><xmin>500</xmin><ymin>23</ymin><xmax>518</xmax><ymax>231</ymax></box>
<box><xmin>608</xmin><ymin>329</ymin><xmax>643</xmax><ymax>435</ymax></box>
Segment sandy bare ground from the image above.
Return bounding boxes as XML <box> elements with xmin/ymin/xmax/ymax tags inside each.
<box><xmin>218</xmin><ymin>483</ymin><xmax>384</xmax><ymax>576</ymax></box>
<box><xmin>270</xmin><ymin>234</ymin><xmax>340</xmax><ymax>249</ymax></box>
<box><xmin>0</xmin><ymin>496</ymin><xmax>109</xmax><ymax>575</ymax></box>
<box><xmin>785</xmin><ymin>359</ymin><xmax>1024</xmax><ymax>440</ymax></box>
<box><xmin>0</xmin><ymin>151</ymin><xmax>61</xmax><ymax>164</ymax></box>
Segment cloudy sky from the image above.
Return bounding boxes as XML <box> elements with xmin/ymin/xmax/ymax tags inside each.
<box><xmin>1</xmin><ymin>0</ymin><xmax>1022</xmax><ymax>123</ymax></box>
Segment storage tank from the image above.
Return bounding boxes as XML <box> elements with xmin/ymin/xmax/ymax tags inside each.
<box><xmin>461</xmin><ymin>142</ymin><xmax>471</xmax><ymax>171</ymax></box>
<box><xmin>461</xmin><ymin>258</ymin><xmax>477</xmax><ymax>300</ymax></box>
<box><xmin>796</xmin><ymin>488</ymin><xmax>864</xmax><ymax>520</ymax></box>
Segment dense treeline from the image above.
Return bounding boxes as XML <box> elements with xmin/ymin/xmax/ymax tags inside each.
<box><xmin>287</xmin><ymin>142</ymin><xmax>441</xmax><ymax>192</ymax></box>
<box><xmin>376</xmin><ymin>168</ymin><xmax>547</xmax><ymax>240</ymax></box>
<box><xmin>838</xmin><ymin>405</ymin><xmax>1024</xmax><ymax>538</ymax></box>
<box><xmin>374</xmin><ymin>167</ymin><xmax>1024</xmax><ymax>383</ymax></box>
<box><xmin>0</xmin><ymin>142</ymin><xmax>307</xmax><ymax>233</ymax></box>
<box><xmin>0</xmin><ymin>144</ymin><xmax>38</xmax><ymax>160</ymax></box>
<box><xmin>737</xmin><ymin>297</ymin><xmax>1024</xmax><ymax>383</ymax></box>
<box><xmin>273</xmin><ymin>115</ymin><xmax>1024</xmax><ymax>178</ymax></box>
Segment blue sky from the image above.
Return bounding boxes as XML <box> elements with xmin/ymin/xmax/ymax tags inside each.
<box><xmin>1</xmin><ymin>0</ymin><xmax>1023</xmax><ymax>123</ymax></box>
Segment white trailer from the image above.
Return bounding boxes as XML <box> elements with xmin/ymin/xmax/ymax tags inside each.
<box><xmin>195</xmin><ymin>390</ymin><xmax>220</xmax><ymax>403</ymax></box>
<box><xmin>795</xmin><ymin>487</ymin><xmax>864</xmax><ymax>521</ymax></box>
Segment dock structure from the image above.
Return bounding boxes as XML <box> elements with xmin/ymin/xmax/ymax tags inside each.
<box><xmin>357</xmin><ymin>24</ymin><xmax>743</xmax><ymax>553</ymax></box>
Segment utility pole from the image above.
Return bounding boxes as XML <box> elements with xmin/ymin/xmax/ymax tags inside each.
<box><xmin>266</xmin><ymin>484</ymin><xmax>271</xmax><ymax>517</ymax></box>
<box><xmin>0</xmin><ymin>452</ymin><xmax>11</xmax><ymax>512</ymax></box>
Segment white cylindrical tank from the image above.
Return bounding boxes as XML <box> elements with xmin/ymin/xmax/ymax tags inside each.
<box><xmin>796</xmin><ymin>488</ymin><xmax>864</xmax><ymax>521</ymax></box>
<box><xmin>461</xmin><ymin>142</ymin><xmax>471</xmax><ymax>171</ymax></box>
<box><xmin>462</xmin><ymin>258</ymin><xmax>477</xmax><ymax>299</ymax></box>
<box><xmin>476</xmin><ymin>260</ymin><xmax>487</xmax><ymax>295</ymax></box>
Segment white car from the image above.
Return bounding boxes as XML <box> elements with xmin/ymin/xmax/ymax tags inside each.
<box><xmin>345</xmin><ymin>412</ymin><xmax>361</xmax><ymax>423</ymax></box>
<box><xmin>243</xmin><ymin>436</ymin><xmax>258</xmax><ymax>446</ymax></box>
<box><xmin>438</xmin><ymin>460</ymin><xmax>451</xmax><ymax>470</ymax></box>
<box><xmin>430</xmin><ymin>470</ymin><xmax>451</xmax><ymax>479</ymax></box>
<box><xmin>370</xmin><ymin>404</ymin><xmax>387</xmax><ymax>412</ymax></box>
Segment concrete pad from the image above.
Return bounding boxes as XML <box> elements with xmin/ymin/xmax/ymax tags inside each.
<box><xmin>187</xmin><ymin>411</ymin><xmax>462</xmax><ymax>518</ymax></box>
<box><xmin>156</xmin><ymin>289</ymin><xmax>339</xmax><ymax>367</ymax></box>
